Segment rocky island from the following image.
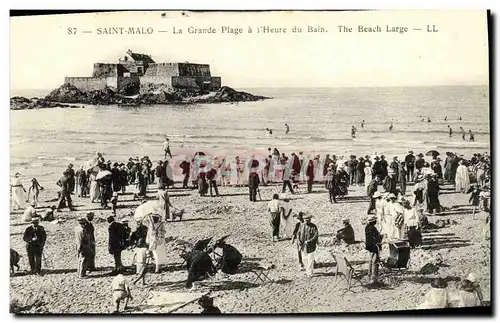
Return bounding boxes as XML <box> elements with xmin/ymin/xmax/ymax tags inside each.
<box><xmin>11</xmin><ymin>49</ymin><xmax>270</xmax><ymax>110</ymax></box>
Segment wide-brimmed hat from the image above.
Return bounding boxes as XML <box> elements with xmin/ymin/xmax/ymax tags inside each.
<box><xmin>467</xmin><ymin>273</ymin><xmax>478</xmax><ymax>283</ymax></box>
<box><xmin>68</xmin><ymin>163</ymin><xmax>74</xmax><ymax>167</ymax></box>
<box><xmin>388</xmin><ymin>193</ymin><xmax>397</xmax><ymax>199</ymax></box>
<box><xmin>14</xmin><ymin>172</ymin><xmax>21</xmax><ymax>177</ymax></box>
<box><xmin>303</xmin><ymin>213</ymin><xmax>312</xmax><ymax>220</ymax></box>
<box><xmin>417</xmin><ymin>153</ymin><xmax>424</xmax><ymax>157</ymax></box>
<box><xmin>86</xmin><ymin>211</ymin><xmax>95</xmax><ymax>217</ymax></box>
<box><xmin>374</xmin><ymin>156</ymin><xmax>380</xmax><ymax>160</ymax></box>
<box><xmin>113</xmin><ymin>162</ymin><xmax>119</xmax><ymax>167</ymax></box>
<box><xmin>342</xmin><ymin>218</ymin><xmax>350</xmax><ymax>223</ymax></box>
<box><xmin>431</xmin><ymin>278</ymin><xmax>448</xmax><ymax>289</ymax></box>
<box><xmin>31</xmin><ymin>216</ymin><xmax>40</xmax><ymax>223</ymax></box>
<box><xmin>373</xmin><ymin>191</ymin><xmax>382</xmax><ymax>199</ymax></box>
<box><xmin>408</xmin><ymin>150</ymin><xmax>414</xmax><ymax>154</ymax></box>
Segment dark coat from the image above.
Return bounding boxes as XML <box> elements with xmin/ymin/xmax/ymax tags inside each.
<box><xmin>180</xmin><ymin>161</ymin><xmax>190</xmax><ymax>175</ymax></box>
<box><xmin>248</xmin><ymin>172</ymin><xmax>260</xmax><ymax>188</ymax></box>
<box><xmin>306</xmin><ymin>160</ymin><xmax>315</xmax><ymax>179</ymax></box>
<box><xmin>206</xmin><ymin>168</ymin><xmax>217</xmax><ymax>181</ymax></box>
<box><xmin>57</xmin><ymin>175</ymin><xmax>71</xmax><ymax>193</ymax></box>
<box><xmin>415</xmin><ymin>158</ymin><xmax>425</xmax><ymax>170</ymax></box>
<box><xmin>130</xmin><ymin>224</ymin><xmax>148</xmax><ymax>247</ymax></box>
<box><xmin>23</xmin><ymin>225</ymin><xmax>47</xmax><ymax>249</ymax></box>
<box><xmin>383</xmin><ymin>175</ymin><xmax>397</xmax><ymax>194</ymax></box>
<box><xmin>220</xmin><ymin>244</ymin><xmax>243</xmax><ymax>274</ymax></box>
<box><xmin>405</xmin><ymin>154</ymin><xmax>415</xmax><ymax>167</ymax></box>
<box><xmin>372</xmin><ymin>161</ymin><xmax>384</xmax><ymax>178</ymax></box>
<box><xmin>108</xmin><ymin>222</ymin><xmax>127</xmax><ymax>254</ymax></box>
<box><xmin>84</xmin><ymin>221</ymin><xmax>95</xmax><ymax>244</ymax></box>
<box><xmin>336</xmin><ymin>224</ymin><xmax>355</xmax><ymax>244</ymax></box>
<box><xmin>365</xmin><ymin>223</ymin><xmax>381</xmax><ymax>253</ymax></box>
<box><xmin>186</xmin><ymin>249</ymin><xmax>216</xmax><ymax>288</ymax></box>
<box><xmin>367</xmin><ymin>180</ymin><xmax>379</xmax><ymax>197</ymax></box>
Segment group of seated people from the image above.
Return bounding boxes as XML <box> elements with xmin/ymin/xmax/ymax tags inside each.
<box><xmin>179</xmin><ymin>238</ymin><xmax>243</xmax><ymax>289</ymax></box>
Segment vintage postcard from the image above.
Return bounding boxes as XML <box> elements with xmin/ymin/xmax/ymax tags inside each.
<box><xmin>9</xmin><ymin>10</ymin><xmax>490</xmax><ymax>314</ymax></box>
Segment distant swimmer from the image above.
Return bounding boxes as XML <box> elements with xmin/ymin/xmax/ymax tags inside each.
<box><xmin>460</xmin><ymin>127</ymin><xmax>466</xmax><ymax>140</ymax></box>
<box><xmin>421</xmin><ymin>118</ymin><xmax>425</xmax><ymax>122</ymax></box>
<box><xmin>445</xmin><ymin>116</ymin><xmax>447</xmax><ymax>121</ymax></box>
<box><xmin>469</xmin><ymin>130</ymin><xmax>475</xmax><ymax>142</ymax></box>
<box><xmin>459</xmin><ymin>116</ymin><xmax>462</xmax><ymax>121</ymax></box>
<box><xmin>351</xmin><ymin>125</ymin><xmax>357</xmax><ymax>138</ymax></box>
<box><xmin>285</xmin><ymin>123</ymin><xmax>290</xmax><ymax>134</ymax></box>
<box><xmin>427</xmin><ymin>117</ymin><xmax>431</xmax><ymax>123</ymax></box>
<box><xmin>448</xmin><ymin>126</ymin><xmax>453</xmax><ymax>137</ymax></box>
<box><xmin>266</xmin><ymin>128</ymin><xmax>273</xmax><ymax>136</ymax></box>
<box><xmin>361</xmin><ymin>120</ymin><xmax>365</xmax><ymax>128</ymax></box>
<box><xmin>389</xmin><ymin>123</ymin><xmax>394</xmax><ymax>131</ymax></box>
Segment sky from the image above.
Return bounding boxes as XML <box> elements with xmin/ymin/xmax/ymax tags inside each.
<box><xmin>10</xmin><ymin>10</ymin><xmax>489</xmax><ymax>90</ymax></box>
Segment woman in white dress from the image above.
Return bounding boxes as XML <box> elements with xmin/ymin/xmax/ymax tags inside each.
<box><xmin>455</xmin><ymin>160</ymin><xmax>470</xmax><ymax>193</ymax></box>
<box><xmin>89</xmin><ymin>172</ymin><xmax>100</xmax><ymax>203</ymax></box>
<box><xmin>364</xmin><ymin>162</ymin><xmax>372</xmax><ymax>192</ymax></box>
<box><xmin>11</xmin><ymin>172</ymin><xmax>26</xmax><ymax>210</ymax></box>
<box><xmin>279</xmin><ymin>194</ymin><xmax>295</xmax><ymax>238</ymax></box>
<box><xmin>145</xmin><ymin>214</ymin><xmax>167</xmax><ymax>273</ymax></box>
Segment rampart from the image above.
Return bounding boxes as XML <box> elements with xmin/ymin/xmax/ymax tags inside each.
<box><xmin>64</xmin><ymin>77</ymin><xmax>117</xmax><ymax>91</ymax></box>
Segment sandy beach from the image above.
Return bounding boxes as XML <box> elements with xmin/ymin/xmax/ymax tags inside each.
<box><xmin>9</xmin><ymin>175</ymin><xmax>491</xmax><ymax>314</ymax></box>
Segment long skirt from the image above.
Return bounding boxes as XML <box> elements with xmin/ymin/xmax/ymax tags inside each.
<box><xmin>90</xmin><ymin>181</ymin><xmax>100</xmax><ymax>202</ymax></box>
<box><xmin>407</xmin><ymin>226</ymin><xmax>422</xmax><ymax>248</ymax></box>
<box><xmin>12</xmin><ymin>187</ymin><xmax>25</xmax><ymax>209</ymax></box>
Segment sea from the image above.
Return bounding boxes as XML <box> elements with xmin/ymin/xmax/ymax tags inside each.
<box><xmin>10</xmin><ymin>86</ymin><xmax>490</xmax><ymax>182</ymax></box>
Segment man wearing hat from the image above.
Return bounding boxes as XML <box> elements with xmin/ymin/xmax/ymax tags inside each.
<box><xmin>85</xmin><ymin>212</ymin><xmax>97</xmax><ymax>271</ymax></box>
<box><xmin>107</xmin><ymin>216</ymin><xmax>127</xmax><ymax>274</ymax></box>
<box><xmin>22</xmin><ymin>217</ymin><xmax>47</xmax><ymax>275</ymax></box>
<box><xmin>383</xmin><ymin>169</ymin><xmax>398</xmax><ymax>195</ymax></box>
<box><xmin>65</xmin><ymin>163</ymin><xmax>76</xmax><ymax>194</ymax></box>
<box><xmin>75</xmin><ymin>217</ymin><xmax>92</xmax><ymax>278</ymax></box>
<box><xmin>404</xmin><ymin>151</ymin><xmax>415</xmax><ymax>182</ymax></box>
<box><xmin>372</xmin><ymin>156</ymin><xmax>384</xmax><ymax>180</ymax></box>
<box><xmin>306</xmin><ymin>159</ymin><xmax>315</xmax><ymax>193</ymax></box>
<box><xmin>325</xmin><ymin>164</ymin><xmax>337</xmax><ymax>204</ymax></box>
<box><xmin>365</xmin><ymin>215</ymin><xmax>381</xmax><ymax>284</ymax></box>
<box><xmin>111</xmin><ymin>162</ymin><xmax>122</xmax><ymax>193</ymax></box>
<box><xmin>390</xmin><ymin>157</ymin><xmax>399</xmax><ymax>178</ymax></box>
<box><xmin>296</xmin><ymin>213</ymin><xmax>319</xmax><ymax>277</ymax></box>
<box><xmin>336</xmin><ymin>219</ymin><xmax>355</xmax><ymax>244</ymax></box>
<box><xmin>248</xmin><ymin>160</ymin><xmax>260</xmax><ymax>202</ymax></box>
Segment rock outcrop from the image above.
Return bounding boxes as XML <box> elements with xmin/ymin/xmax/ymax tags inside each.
<box><xmin>11</xmin><ymin>83</ymin><xmax>270</xmax><ymax>110</ymax></box>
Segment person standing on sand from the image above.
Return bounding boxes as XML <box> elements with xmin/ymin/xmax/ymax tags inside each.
<box><xmin>460</xmin><ymin>127</ymin><xmax>466</xmax><ymax>140</ymax></box>
<box><xmin>26</xmin><ymin>178</ymin><xmax>43</xmax><ymax>207</ymax></box>
<box><xmin>207</xmin><ymin>166</ymin><xmax>220</xmax><ymax>197</ymax></box>
<box><xmin>389</xmin><ymin>123</ymin><xmax>394</xmax><ymax>131</ymax></box>
<box><xmin>404</xmin><ymin>151</ymin><xmax>415</xmax><ymax>182</ymax></box>
<box><xmin>325</xmin><ymin>164</ymin><xmax>337</xmax><ymax>204</ymax></box>
<box><xmin>364</xmin><ymin>162</ymin><xmax>372</xmax><ymax>192</ymax></box>
<box><xmin>267</xmin><ymin>194</ymin><xmax>284</xmax><ymax>242</ymax></box>
<box><xmin>455</xmin><ymin>160</ymin><xmax>470</xmax><ymax>193</ymax></box>
<box><xmin>306</xmin><ymin>159</ymin><xmax>315</xmax><ymax>193</ymax></box>
<box><xmin>65</xmin><ymin>163</ymin><xmax>76</xmax><ymax>194</ymax></box>
<box><xmin>415</xmin><ymin>153</ymin><xmax>425</xmax><ymax>170</ymax></box>
<box><xmin>389</xmin><ymin>157</ymin><xmax>399</xmax><ymax>179</ymax></box>
<box><xmin>356</xmin><ymin>157</ymin><xmax>365</xmax><ymax>186</ymax></box>
<box><xmin>163</xmin><ymin>137</ymin><xmax>172</xmax><ymax>159</ymax></box>
<box><xmin>367</xmin><ymin>176</ymin><xmax>380</xmax><ymax>214</ymax></box>
<box><xmin>157</xmin><ymin>184</ymin><xmax>173</xmax><ymax>221</ymax></box>
<box><xmin>351</xmin><ymin>125</ymin><xmax>357</xmax><ymax>138</ymax></box>
<box><xmin>89</xmin><ymin>171</ymin><xmax>100</xmax><ymax>203</ymax></box>
<box><xmin>383</xmin><ymin>170</ymin><xmax>398</xmax><ymax>195</ymax></box>
<box><xmin>75</xmin><ymin>166</ymin><xmax>87</xmax><ymax>198</ymax></box>
<box><xmin>57</xmin><ymin>171</ymin><xmax>75</xmax><ymax>211</ymax></box>
<box><xmin>85</xmin><ymin>212</ymin><xmax>96</xmax><ymax>271</ymax></box>
<box><xmin>145</xmin><ymin>214</ymin><xmax>167</xmax><ymax>273</ymax></box>
<box><xmin>291</xmin><ymin>212</ymin><xmax>305</xmax><ymax>270</ymax></box>
<box><xmin>23</xmin><ymin>217</ymin><xmax>46</xmax><ymax>275</ymax></box>
<box><xmin>180</xmin><ymin>157</ymin><xmax>191</xmax><ymax>189</ymax></box>
<box><xmin>248</xmin><ymin>160</ymin><xmax>260</xmax><ymax>202</ymax></box>
<box><xmin>296</xmin><ymin>213</ymin><xmax>318</xmax><ymax>277</ymax></box>
<box><xmin>261</xmin><ymin>156</ymin><xmax>271</xmax><ymax>186</ymax></box>
<box><xmin>365</xmin><ymin>215</ymin><xmax>381</xmax><ymax>284</ymax></box>
<box><xmin>75</xmin><ymin>217</ymin><xmax>92</xmax><ymax>278</ymax></box>
<box><xmin>11</xmin><ymin>172</ymin><xmax>26</xmax><ymax>210</ymax></box>
<box><xmin>108</xmin><ymin>216</ymin><xmax>127</xmax><ymax>274</ymax></box>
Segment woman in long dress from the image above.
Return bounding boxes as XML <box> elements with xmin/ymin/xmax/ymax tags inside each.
<box><xmin>26</xmin><ymin>177</ymin><xmax>43</xmax><ymax>207</ymax></box>
<box><xmin>279</xmin><ymin>195</ymin><xmax>295</xmax><ymax>238</ymax></box>
<box><xmin>11</xmin><ymin>172</ymin><xmax>26</xmax><ymax>210</ymax></box>
<box><xmin>455</xmin><ymin>160</ymin><xmax>470</xmax><ymax>193</ymax></box>
<box><xmin>475</xmin><ymin>157</ymin><xmax>488</xmax><ymax>187</ymax></box>
<box><xmin>145</xmin><ymin>214</ymin><xmax>167</xmax><ymax>273</ymax></box>
<box><xmin>157</xmin><ymin>185</ymin><xmax>172</xmax><ymax>221</ymax></box>
<box><xmin>89</xmin><ymin>172</ymin><xmax>100</xmax><ymax>203</ymax></box>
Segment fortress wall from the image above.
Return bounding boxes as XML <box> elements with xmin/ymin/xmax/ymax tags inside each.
<box><xmin>144</xmin><ymin>63</ymin><xmax>179</xmax><ymax>77</ymax></box>
<box><xmin>92</xmin><ymin>64</ymin><xmax>119</xmax><ymax>77</ymax></box>
<box><xmin>172</xmin><ymin>76</ymin><xmax>199</xmax><ymax>89</ymax></box>
<box><xmin>139</xmin><ymin>76</ymin><xmax>173</xmax><ymax>86</ymax></box>
<box><xmin>117</xmin><ymin>76</ymin><xmax>140</xmax><ymax>90</ymax></box>
<box><xmin>210</xmin><ymin>77</ymin><xmax>222</xmax><ymax>90</ymax></box>
<box><xmin>64</xmin><ymin>77</ymin><xmax>117</xmax><ymax>91</ymax></box>
<box><xmin>178</xmin><ymin>63</ymin><xmax>211</xmax><ymax>77</ymax></box>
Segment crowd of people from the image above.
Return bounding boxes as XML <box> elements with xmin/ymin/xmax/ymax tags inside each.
<box><xmin>10</xmin><ymin>143</ymin><xmax>491</xmax><ymax>313</ymax></box>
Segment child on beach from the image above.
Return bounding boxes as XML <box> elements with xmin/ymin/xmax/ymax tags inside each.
<box><xmin>466</xmin><ymin>184</ymin><xmax>481</xmax><ymax>220</ymax></box>
<box><xmin>132</xmin><ymin>238</ymin><xmax>150</xmax><ymax>286</ymax></box>
<box><xmin>133</xmin><ymin>179</ymin><xmax>140</xmax><ymax>200</ymax></box>
<box><xmin>26</xmin><ymin>178</ymin><xmax>43</xmax><ymax>207</ymax></box>
<box><xmin>110</xmin><ymin>192</ymin><xmax>118</xmax><ymax>215</ymax></box>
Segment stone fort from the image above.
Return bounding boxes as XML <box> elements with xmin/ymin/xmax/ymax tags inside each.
<box><xmin>64</xmin><ymin>49</ymin><xmax>222</xmax><ymax>94</ymax></box>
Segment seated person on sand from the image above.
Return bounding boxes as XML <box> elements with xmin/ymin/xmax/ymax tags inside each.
<box><xmin>180</xmin><ymin>249</ymin><xmax>217</xmax><ymax>289</ymax></box>
<box><xmin>22</xmin><ymin>201</ymin><xmax>38</xmax><ymax>222</ymax></box>
<box><xmin>41</xmin><ymin>205</ymin><xmax>56</xmax><ymax>222</ymax></box>
<box><xmin>335</xmin><ymin>219</ymin><xmax>355</xmax><ymax>244</ymax></box>
<box><xmin>212</xmin><ymin>240</ymin><xmax>242</xmax><ymax>274</ymax></box>
<box><xmin>417</xmin><ymin>278</ymin><xmax>449</xmax><ymax>309</ymax></box>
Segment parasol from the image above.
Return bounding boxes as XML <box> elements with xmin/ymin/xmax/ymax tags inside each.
<box><xmin>425</xmin><ymin>150</ymin><xmax>440</xmax><ymax>158</ymax></box>
<box><xmin>95</xmin><ymin>170</ymin><xmax>112</xmax><ymax>180</ymax></box>
<box><xmin>133</xmin><ymin>200</ymin><xmax>160</xmax><ymax>221</ymax></box>
<box><xmin>81</xmin><ymin>160</ymin><xmax>97</xmax><ymax>171</ymax></box>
